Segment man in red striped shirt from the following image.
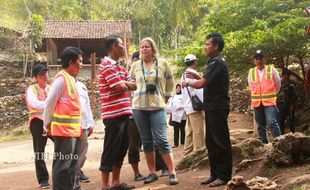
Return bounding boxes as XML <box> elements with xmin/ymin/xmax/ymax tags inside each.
<box><xmin>99</xmin><ymin>36</ymin><xmax>137</xmax><ymax>190</ymax></box>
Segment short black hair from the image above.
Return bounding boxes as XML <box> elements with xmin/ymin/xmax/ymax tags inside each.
<box><xmin>61</xmin><ymin>46</ymin><xmax>83</xmax><ymax>69</ymax></box>
<box><xmin>105</xmin><ymin>36</ymin><xmax>121</xmax><ymax>52</ymax></box>
<box><xmin>176</xmin><ymin>84</ymin><xmax>181</xmax><ymax>88</ymax></box>
<box><xmin>132</xmin><ymin>51</ymin><xmax>140</xmax><ymax>61</ymax></box>
<box><xmin>206</xmin><ymin>33</ymin><xmax>224</xmax><ymax>52</ymax></box>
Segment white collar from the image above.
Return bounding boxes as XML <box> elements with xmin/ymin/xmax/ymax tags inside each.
<box><xmin>104</xmin><ymin>56</ymin><xmax>118</xmax><ymax>65</ymax></box>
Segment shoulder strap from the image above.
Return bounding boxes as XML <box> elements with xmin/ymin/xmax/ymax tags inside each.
<box><xmin>141</xmin><ymin>58</ymin><xmax>158</xmax><ymax>86</ymax></box>
<box><xmin>182</xmin><ymin>73</ymin><xmax>193</xmax><ymax>97</ymax></box>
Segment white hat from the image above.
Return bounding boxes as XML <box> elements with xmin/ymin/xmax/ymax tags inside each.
<box><xmin>184</xmin><ymin>54</ymin><xmax>198</xmax><ymax>63</ymax></box>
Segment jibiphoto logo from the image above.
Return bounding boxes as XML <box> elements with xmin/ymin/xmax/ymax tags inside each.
<box><xmin>33</xmin><ymin>152</ymin><xmax>79</xmax><ymax>160</ymax></box>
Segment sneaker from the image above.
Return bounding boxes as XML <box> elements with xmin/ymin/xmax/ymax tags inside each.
<box><xmin>40</xmin><ymin>180</ymin><xmax>50</xmax><ymax>189</ymax></box>
<box><xmin>144</xmin><ymin>173</ymin><xmax>158</xmax><ymax>184</ymax></box>
<box><xmin>80</xmin><ymin>171</ymin><xmax>90</xmax><ymax>183</ymax></box>
<box><xmin>169</xmin><ymin>174</ymin><xmax>179</xmax><ymax>185</ymax></box>
<box><xmin>201</xmin><ymin>176</ymin><xmax>216</xmax><ymax>185</ymax></box>
<box><xmin>160</xmin><ymin>169</ymin><xmax>169</xmax><ymax>177</ymax></box>
<box><xmin>209</xmin><ymin>178</ymin><xmax>227</xmax><ymax>187</ymax></box>
<box><xmin>134</xmin><ymin>174</ymin><xmax>147</xmax><ymax>181</ymax></box>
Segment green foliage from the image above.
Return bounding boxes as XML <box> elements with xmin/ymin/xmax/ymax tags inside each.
<box><xmin>27</xmin><ymin>14</ymin><xmax>44</xmax><ymax>48</ymax></box>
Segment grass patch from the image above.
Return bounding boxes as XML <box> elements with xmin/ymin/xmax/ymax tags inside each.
<box><xmin>0</xmin><ymin>126</ymin><xmax>31</xmax><ymax>143</ymax></box>
<box><xmin>292</xmin><ymin>186</ymin><xmax>304</xmax><ymax>190</ymax></box>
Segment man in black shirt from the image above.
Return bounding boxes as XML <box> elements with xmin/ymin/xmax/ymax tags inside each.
<box><xmin>182</xmin><ymin>33</ymin><xmax>232</xmax><ymax>187</ymax></box>
<box><xmin>277</xmin><ymin>69</ymin><xmax>297</xmax><ymax>134</ymax></box>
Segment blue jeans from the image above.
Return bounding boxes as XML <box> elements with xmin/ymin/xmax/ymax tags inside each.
<box><xmin>254</xmin><ymin>105</ymin><xmax>281</xmax><ymax>144</ymax></box>
<box><xmin>133</xmin><ymin>109</ymin><xmax>172</xmax><ymax>154</ymax></box>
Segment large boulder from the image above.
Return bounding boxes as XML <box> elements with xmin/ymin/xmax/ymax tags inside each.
<box><xmin>267</xmin><ymin>133</ymin><xmax>310</xmax><ymax>166</ymax></box>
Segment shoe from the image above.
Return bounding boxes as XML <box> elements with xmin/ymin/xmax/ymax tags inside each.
<box><xmin>110</xmin><ymin>183</ymin><xmax>135</xmax><ymax>190</ymax></box>
<box><xmin>134</xmin><ymin>174</ymin><xmax>147</xmax><ymax>181</ymax></box>
<box><xmin>209</xmin><ymin>178</ymin><xmax>227</xmax><ymax>187</ymax></box>
<box><xmin>160</xmin><ymin>169</ymin><xmax>169</xmax><ymax>177</ymax></box>
<box><xmin>144</xmin><ymin>173</ymin><xmax>158</xmax><ymax>184</ymax></box>
<box><xmin>40</xmin><ymin>180</ymin><xmax>50</xmax><ymax>189</ymax></box>
<box><xmin>80</xmin><ymin>171</ymin><xmax>90</xmax><ymax>183</ymax></box>
<box><xmin>201</xmin><ymin>176</ymin><xmax>216</xmax><ymax>185</ymax></box>
<box><xmin>169</xmin><ymin>174</ymin><xmax>179</xmax><ymax>185</ymax></box>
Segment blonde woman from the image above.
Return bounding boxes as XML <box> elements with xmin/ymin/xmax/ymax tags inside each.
<box><xmin>130</xmin><ymin>37</ymin><xmax>179</xmax><ymax>185</ymax></box>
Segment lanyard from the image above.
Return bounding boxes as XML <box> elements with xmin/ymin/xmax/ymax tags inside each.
<box><xmin>141</xmin><ymin>58</ymin><xmax>158</xmax><ymax>86</ymax></box>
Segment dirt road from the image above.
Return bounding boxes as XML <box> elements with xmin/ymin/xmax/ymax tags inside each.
<box><xmin>0</xmin><ymin>113</ymin><xmax>253</xmax><ymax>190</ymax></box>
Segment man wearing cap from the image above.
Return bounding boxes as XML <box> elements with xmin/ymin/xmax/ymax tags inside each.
<box><xmin>248</xmin><ymin>50</ymin><xmax>281</xmax><ymax>144</ymax></box>
<box><xmin>181</xmin><ymin>54</ymin><xmax>206</xmax><ymax>155</ymax></box>
<box><xmin>43</xmin><ymin>47</ymin><xmax>83</xmax><ymax>190</ymax></box>
<box><xmin>25</xmin><ymin>64</ymin><xmax>51</xmax><ymax>189</ymax></box>
<box><xmin>182</xmin><ymin>33</ymin><xmax>232</xmax><ymax>187</ymax></box>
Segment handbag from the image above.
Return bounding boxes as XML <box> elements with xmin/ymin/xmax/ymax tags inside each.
<box><xmin>186</xmin><ymin>86</ymin><xmax>204</xmax><ymax>111</ymax></box>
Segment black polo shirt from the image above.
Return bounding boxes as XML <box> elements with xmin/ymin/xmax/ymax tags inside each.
<box><xmin>203</xmin><ymin>53</ymin><xmax>230</xmax><ymax>111</ymax></box>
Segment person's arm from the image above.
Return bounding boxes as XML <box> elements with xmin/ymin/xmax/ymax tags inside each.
<box><xmin>273</xmin><ymin>67</ymin><xmax>281</xmax><ymax>93</ymax></box>
<box><xmin>43</xmin><ymin>77</ymin><xmax>65</xmax><ymax>132</ymax></box>
<box><xmin>165</xmin><ymin>97</ymin><xmax>173</xmax><ymax>113</ymax></box>
<box><xmin>26</xmin><ymin>87</ymin><xmax>45</xmax><ymax>110</ymax></box>
<box><xmin>101</xmin><ymin>64</ymin><xmax>128</xmax><ymax>92</ymax></box>
<box><xmin>164</xmin><ymin>60</ymin><xmax>175</xmax><ymax>102</ymax></box>
<box><xmin>84</xmin><ymin>88</ymin><xmax>95</xmax><ymax>136</ymax></box>
<box><xmin>125</xmin><ymin>69</ymin><xmax>137</xmax><ymax>91</ymax></box>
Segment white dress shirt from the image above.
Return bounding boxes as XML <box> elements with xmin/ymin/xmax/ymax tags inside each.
<box><xmin>181</xmin><ymin>68</ymin><xmax>204</xmax><ymax>115</ymax></box>
<box><xmin>76</xmin><ymin>81</ymin><xmax>95</xmax><ymax>129</ymax></box>
<box><xmin>166</xmin><ymin>94</ymin><xmax>186</xmax><ymax>123</ymax></box>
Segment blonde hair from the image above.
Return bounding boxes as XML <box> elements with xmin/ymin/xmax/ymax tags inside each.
<box><xmin>140</xmin><ymin>37</ymin><xmax>159</xmax><ymax>58</ymax></box>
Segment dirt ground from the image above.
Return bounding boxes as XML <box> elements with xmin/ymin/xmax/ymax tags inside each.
<box><xmin>0</xmin><ymin>112</ymin><xmax>277</xmax><ymax>190</ymax></box>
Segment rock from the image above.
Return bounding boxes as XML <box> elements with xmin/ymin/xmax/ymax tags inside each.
<box><xmin>240</xmin><ymin>138</ymin><xmax>265</xmax><ymax>157</ymax></box>
<box><xmin>247</xmin><ymin>176</ymin><xmax>278</xmax><ymax>190</ymax></box>
<box><xmin>176</xmin><ymin>149</ymin><xmax>208</xmax><ymax>171</ymax></box>
<box><xmin>267</xmin><ymin>133</ymin><xmax>310</xmax><ymax>166</ymax></box>
<box><xmin>231</xmin><ymin>136</ymin><xmax>237</xmax><ymax>144</ymax></box>
<box><xmin>226</xmin><ymin>176</ymin><xmax>278</xmax><ymax>190</ymax></box>
<box><xmin>235</xmin><ymin>158</ymin><xmax>264</xmax><ymax>173</ymax></box>
<box><xmin>226</xmin><ymin>176</ymin><xmax>250</xmax><ymax>190</ymax></box>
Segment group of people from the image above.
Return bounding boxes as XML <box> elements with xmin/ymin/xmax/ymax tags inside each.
<box><xmin>25</xmin><ymin>31</ymin><xmax>296</xmax><ymax>190</ymax></box>
<box><xmin>26</xmin><ymin>47</ymin><xmax>94</xmax><ymax>190</ymax></box>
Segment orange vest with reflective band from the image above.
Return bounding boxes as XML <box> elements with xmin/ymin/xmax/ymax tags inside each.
<box><xmin>50</xmin><ymin>70</ymin><xmax>81</xmax><ymax>137</ymax></box>
<box><xmin>26</xmin><ymin>84</ymin><xmax>50</xmax><ymax>123</ymax></box>
<box><xmin>249</xmin><ymin>65</ymin><xmax>277</xmax><ymax>108</ymax></box>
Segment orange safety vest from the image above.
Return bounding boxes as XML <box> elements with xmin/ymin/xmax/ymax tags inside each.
<box><xmin>26</xmin><ymin>84</ymin><xmax>50</xmax><ymax>123</ymax></box>
<box><xmin>50</xmin><ymin>70</ymin><xmax>81</xmax><ymax>137</ymax></box>
<box><xmin>249</xmin><ymin>65</ymin><xmax>277</xmax><ymax>108</ymax></box>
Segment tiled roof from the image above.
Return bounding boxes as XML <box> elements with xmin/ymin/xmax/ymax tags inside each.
<box><xmin>44</xmin><ymin>20</ymin><xmax>132</xmax><ymax>39</ymax></box>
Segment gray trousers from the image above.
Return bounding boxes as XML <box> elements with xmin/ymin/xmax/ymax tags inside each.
<box><xmin>74</xmin><ymin>129</ymin><xmax>89</xmax><ymax>190</ymax></box>
<box><xmin>53</xmin><ymin>136</ymin><xmax>78</xmax><ymax>190</ymax></box>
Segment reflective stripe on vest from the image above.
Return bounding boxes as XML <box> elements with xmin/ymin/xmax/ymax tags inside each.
<box><xmin>50</xmin><ymin>70</ymin><xmax>81</xmax><ymax>137</ymax></box>
<box><xmin>249</xmin><ymin>65</ymin><xmax>277</xmax><ymax>107</ymax></box>
<box><xmin>26</xmin><ymin>84</ymin><xmax>49</xmax><ymax>123</ymax></box>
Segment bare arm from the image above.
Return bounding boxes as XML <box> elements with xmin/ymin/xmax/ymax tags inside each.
<box><xmin>125</xmin><ymin>81</ymin><xmax>137</xmax><ymax>91</ymax></box>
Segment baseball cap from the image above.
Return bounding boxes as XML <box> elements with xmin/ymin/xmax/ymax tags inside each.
<box><xmin>33</xmin><ymin>64</ymin><xmax>48</xmax><ymax>76</ymax></box>
<box><xmin>253</xmin><ymin>50</ymin><xmax>265</xmax><ymax>59</ymax></box>
<box><xmin>184</xmin><ymin>54</ymin><xmax>198</xmax><ymax>63</ymax></box>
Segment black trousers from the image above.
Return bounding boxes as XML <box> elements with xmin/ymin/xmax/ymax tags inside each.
<box><xmin>100</xmin><ymin>115</ymin><xmax>129</xmax><ymax>172</ymax></box>
<box><xmin>205</xmin><ymin>110</ymin><xmax>232</xmax><ymax>182</ymax></box>
<box><xmin>278</xmin><ymin>102</ymin><xmax>295</xmax><ymax>134</ymax></box>
<box><xmin>30</xmin><ymin>118</ymin><xmax>50</xmax><ymax>184</ymax></box>
<box><xmin>128</xmin><ymin>118</ymin><xmax>142</xmax><ymax>164</ymax></box>
<box><xmin>172</xmin><ymin>120</ymin><xmax>186</xmax><ymax>146</ymax></box>
<box><xmin>52</xmin><ymin>136</ymin><xmax>78</xmax><ymax>190</ymax></box>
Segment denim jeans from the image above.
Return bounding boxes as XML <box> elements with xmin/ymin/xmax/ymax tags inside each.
<box><xmin>254</xmin><ymin>105</ymin><xmax>281</xmax><ymax>144</ymax></box>
<box><xmin>133</xmin><ymin>109</ymin><xmax>172</xmax><ymax>154</ymax></box>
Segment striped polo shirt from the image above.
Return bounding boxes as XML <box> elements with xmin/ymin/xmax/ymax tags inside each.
<box><xmin>99</xmin><ymin>56</ymin><xmax>133</xmax><ymax>120</ymax></box>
